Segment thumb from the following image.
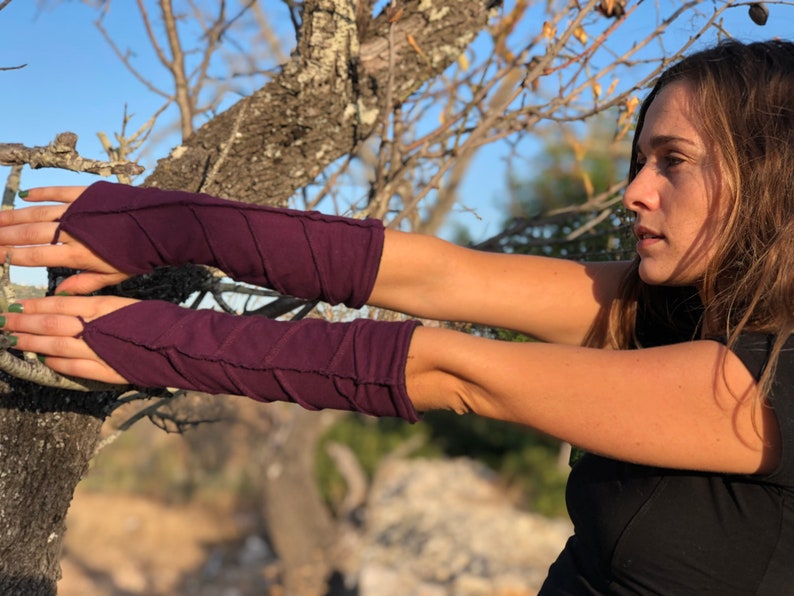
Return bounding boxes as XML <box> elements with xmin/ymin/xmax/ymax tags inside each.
<box><xmin>55</xmin><ymin>272</ymin><xmax>129</xmax><ymax>296</ymax></box>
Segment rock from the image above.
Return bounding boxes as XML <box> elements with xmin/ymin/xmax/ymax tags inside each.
<box><xmin>356</xmin><ymin>458</ymin><xmax>572</xmax><ymax>595</ymax></box>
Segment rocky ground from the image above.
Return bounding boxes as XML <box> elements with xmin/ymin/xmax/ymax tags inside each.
<box><xmin>59</xmin><ymin>457</ymin><xmax>571</xmax><ymax>595</ymax></box>
<box><xmin>355</xmin><ymin>458</ymin><xmax>572</xmax><ymax>595</ymax></box>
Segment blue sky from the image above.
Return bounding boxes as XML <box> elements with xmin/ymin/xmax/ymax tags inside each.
<box><xmin>1</xmin><ymin>1</ymin><xmax>792</xmax><ymax>285</ymax></box>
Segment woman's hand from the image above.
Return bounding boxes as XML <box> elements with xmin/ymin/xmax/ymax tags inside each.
<box><xmin>0</xmin><ymin>186</ymin><xmax>131</xmax><ymax>294</ymax></box>
<box><xmin>1</xmin><ymin>295</ymin><xmax>138</xmax><ymax>384</ymax></box>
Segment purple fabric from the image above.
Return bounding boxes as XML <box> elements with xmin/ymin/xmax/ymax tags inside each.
<box><xmin>81</xmin><ymin>301</ymin><xmax>422</xmax><ymax>422</ymax></box>
<box><xmin>56</xmin><ymin>181</ymin><xmax>385</xmax><ymax>308</ymax></box>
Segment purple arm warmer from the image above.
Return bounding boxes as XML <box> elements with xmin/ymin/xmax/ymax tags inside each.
<box><xmin>56</xmin><ymin>181</ymin><xmax>384</xmax><ymax>308</ymax></box>
<box><xmin>81</xmin><ymin>301</ymin><xmax>421</xmax><ymax>422</ymax></box>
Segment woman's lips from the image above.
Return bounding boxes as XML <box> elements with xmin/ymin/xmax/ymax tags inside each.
<box><xmin>634</xmin><ymin>226</ymin><xmax>664</xmax><ymax>250</ymax></box>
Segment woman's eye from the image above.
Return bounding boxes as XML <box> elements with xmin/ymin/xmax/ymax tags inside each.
<box><xmin>663</xmin><ymin>154</ymin><xmax>684</xmax><ymax>168</ymax></box>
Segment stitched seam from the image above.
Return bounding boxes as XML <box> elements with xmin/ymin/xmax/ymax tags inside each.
<box><xmin>84</xmin><ymin>326</ymin><xmax>392</xmax><ymax>385</ymax></box>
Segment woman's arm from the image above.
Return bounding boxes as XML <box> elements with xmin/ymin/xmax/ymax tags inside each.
<box><xmin>3</xmin><ymin>296</ymin><xmax>777</xmax><ymax>474</ymax></box>
<box><xmin>405</xmin><ymin>326</ymin><xmax>780</xmax><ymax>475</ymax></box>
<box><xmin>0</xmin><ymin>186</ymin><xmax>629</xmax><ymax>344</ymax></box>
<box><xmin>370</xmin><ymin>230</ymin><xmax>631</xmax><ymax>345</ymax></box>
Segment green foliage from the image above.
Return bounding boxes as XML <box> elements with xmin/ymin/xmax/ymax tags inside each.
<box><xmin>500</xmin><ymin>443</ymin><xmax>569</xmax><ymax>517</ymax></box>
<box><xmin>422</xmin><ymin>411</ymin><xmax>569</xmax><ymax>517</ymax></box>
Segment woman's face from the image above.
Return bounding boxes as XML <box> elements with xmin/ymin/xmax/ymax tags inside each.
<box><xmin>623</xmin><ymin>81</ymin><xmax>728</xmax><ymax>286</ymax></box>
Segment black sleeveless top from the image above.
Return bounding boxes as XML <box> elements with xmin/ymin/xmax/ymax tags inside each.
<box><xmin>540</xmin><ymin>290</ymin><xmax>794</xmax><ymax>594</ymax></box>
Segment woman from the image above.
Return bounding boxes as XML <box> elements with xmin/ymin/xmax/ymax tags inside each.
<box><xmin>0</xmin><ymin>39</ymin><xmax>792</xmax><ymax>592</ymax></box>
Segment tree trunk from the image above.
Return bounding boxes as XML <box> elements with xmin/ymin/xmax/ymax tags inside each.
<box><xmin>259</xmin><ymin>407</ymin><xmax>340</xmax><ymax>595</ymax></box>
<box><xmin>0</xmin><ymin>385</ymin><xmax>114</xmax><ymax>595</ymax></box>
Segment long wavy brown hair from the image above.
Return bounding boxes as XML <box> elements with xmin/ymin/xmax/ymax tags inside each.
<box><xmin>588</xmin><ymin>39</ymin><xmax>794</xmax><ymax>401</ymax></box>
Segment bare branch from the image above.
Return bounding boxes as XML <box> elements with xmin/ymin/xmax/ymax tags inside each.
<box><xmin>145</xmin><ymin>0</ymin><xmax>497</xmax><ymax>202</ymax></box>
<box><xmin>188</xmin><ymin>0</ymin><xmax>261</xmax><ymax>111</ymax></box>
<box><xmin>184</xmin><ymin>0</ymin><xmax>224</xmax><ymax>121</ymax></box>
<box><xmin>94</xmin><ymin>14</ymin><xmax>172</xmax><ymax>100</ymax></box>
<box><xmin>281</xmin><ymin>0</ymin><xmax>303</xmax><ymax>41</ymax></box>
<box><xmin>161</xmin><ymin>0</ymin><xmax>195</xmax><ymax>138</ymax></box>
<box><xmin>250</xmin><ymin>1</ymin><xmax>289</xmax><ymax>64</ymax></box>
<box><xmin>2</xmin><ymin>165</ymin><xmax>21</xmax><ymax>210</ymax></box>
<box><xmin>138</xmin><ymin>0</ymin><xmax>171</xmax><ymax>71</ymax></box>
<box><xmin>0</xmin><ymin>133</ymin><xmax>144</xmax><ymax>177</ymax></box>
<box><xmin>94</xmin><ymin>393</ymin><xmax>178</xmax><ymax>456</ymax></box>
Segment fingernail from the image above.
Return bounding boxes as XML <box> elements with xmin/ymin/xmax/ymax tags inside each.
<box><xmin>37</xmin><ymin>354</ymin><xmax>46</xmax><ymax>364</ymax></box>
<box><xmin>0</xmin><ymin>316</ymin><xmax>5</xmax><ymax>327</ymax></box>
<box><xmin>6</xmin><ymin>335</ymin><xmax>17</xmax><ymax>347</ymax></box>
<box><xmin>57</xmin><ymin>291</ymin><xmax>70</xmax><ymax>296</ymax></box>
<box><xmin>17</xmin><ymin>190</ymin><xmax>28</xmax><ymax>198</ymax></box>
<box><xmin>8</xmin><ymin>303</ymin><xmax>23</xmax><ymax>313</ymax></box>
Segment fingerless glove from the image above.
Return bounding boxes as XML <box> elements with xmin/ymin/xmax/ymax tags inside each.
<box><xmin>80</xmin><ymin>301</ymin><xmax>421</xmax><ymax>422</ymax></box>
<box><xmin>55</xmin><ymin>182</ymin><xmax>384</xmax><ymax>308</ymax></box>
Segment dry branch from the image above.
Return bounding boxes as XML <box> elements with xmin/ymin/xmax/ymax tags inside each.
<box><xmin>144</xmin><ymin>0</ymin><xmax>498</xmax><ymax>204</ymax></box>
<box><xmin>0</xmin><ymin>132</ymin><xmax>144</xmax><ymax>178</ymax></box>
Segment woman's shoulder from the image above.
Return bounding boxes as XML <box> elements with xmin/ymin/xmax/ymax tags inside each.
<box><xmin>723</xmin><ymin>332</ymin><xmax>794</xmax><ymax>487</ymax></box>
<box><xmin>716</xmin><ymin>332</ymin><xmax>794</xmax><ymax>382</ymax></box>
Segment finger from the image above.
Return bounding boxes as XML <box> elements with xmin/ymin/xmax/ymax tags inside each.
<box><xmin>56</xmin><ymin>271</ymin><xmax>130</xmax><ymax>296</ymax></box>
<box><xmin>0</xmin><ymin>244</ymin><xmax>103</xmax><ymax>270</ymax></box>
<box><xmin>36</xmin><ymin>355</ymin><xmax>129</xmax><ymax>385</ymax></box>
<box><xmin>0</xmin><ymin>221</ymin><xmax>60</xmax><ymax>246</ymax></box>
<box><xmin>13</xmin><ymin>296</ymin><xmax>88</xmax><ymax>316</ymax></box>
<box><xmin>20</xmin><ymin>186</ymin><xmax>87</xmax><ymax>204</ymax></box>
<box><xmin>14</xmin><ymin>295</ymin><xmax>138</xmax><ymax>318</ymax></box>
<box><xmin>11</xmin><ymin>332</ymin><xmax>98</xmax><ymax>361</ymax></box>
<box><xmin>1</xmin><ymin>312</ymin><xmax>84</xmax><ymax>337</ymax></box>
<box><xmin>0</xmin><ymin>204</ymin><xmax>67</xmax><ymax>227</ymax></box>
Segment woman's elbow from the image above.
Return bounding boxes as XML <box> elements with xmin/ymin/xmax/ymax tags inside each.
<box><xmin>406</xmin><ymin>367</ymin><xmax>475</xmax><ymax>415</ymax></box>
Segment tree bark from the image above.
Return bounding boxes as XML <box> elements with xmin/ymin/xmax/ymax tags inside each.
<box><xmin>0</xmin><ymin>386</ymin><xmax>115</xmax><ymax>596</ymax></box>
<box><xmin>145</xmin><ymin>0</ymin><xmax>497</xmax><ymax>204</ymax></box>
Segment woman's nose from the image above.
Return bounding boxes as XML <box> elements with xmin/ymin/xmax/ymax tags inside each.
<box><xmin>622</xmin><ymin>165</ymin><xmax>659</xmax><ymax>213</ymax></box>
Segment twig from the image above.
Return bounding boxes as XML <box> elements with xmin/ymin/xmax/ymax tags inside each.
<box><xmin>161</xmin><ymin>0</ymin><xmax>195</xmax><ymax>138</ymax></box>
<box><xmin>94</xmin><ymin>392</ymin><xmax>182</xmax><ymax>456</ymax></box>
<box><xmin>94</xmin><ymin>15</ymin><xmax>171</xmax><ymax>100</ymax></box>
